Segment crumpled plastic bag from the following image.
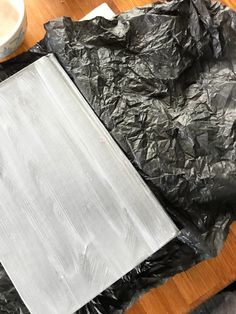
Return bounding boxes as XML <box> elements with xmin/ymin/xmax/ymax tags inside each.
<box><xmin>0</xmin><ymin>0</ymin><xmax>236</xmax><ymax>313</ymax></box>
<box><xmin>192</xmin><ymin>291</ymin><xmax>236</xmax><ymax>314</ymax></box>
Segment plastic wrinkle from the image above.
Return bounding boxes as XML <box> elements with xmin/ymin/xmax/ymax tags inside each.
<box><xmin>0</xmin><ymin>0</ymin><xmax>236</xmax><ymax>313</ymax></box>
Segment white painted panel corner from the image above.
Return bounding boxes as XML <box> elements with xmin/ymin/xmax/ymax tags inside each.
<box><xmin>80</xmin><ymin>3</ymin><xmax>116</xmax><ymax>21</ymax></box>
<box><xmin>0</xmin><ymin>54</ymin><xmax>178</xmax><ymax>314</ymax></box>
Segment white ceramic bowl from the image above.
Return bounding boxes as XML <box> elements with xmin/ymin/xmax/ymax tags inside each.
<box><xmin>0</xmin><ymin>0</ymin><xmax>27</xmax><ymax>59</ymax></box>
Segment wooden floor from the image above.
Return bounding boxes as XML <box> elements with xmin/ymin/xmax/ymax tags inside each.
<box><xmin>2</xmin><ymin>0</ymin><xmax>236</xmax><ymax>313</ymax></box>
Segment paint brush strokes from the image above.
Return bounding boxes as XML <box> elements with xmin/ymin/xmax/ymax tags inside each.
<box><xmin>0</xmin><ymin>55</ymin><xmax>178</xmax><ymax>314</ymax></box>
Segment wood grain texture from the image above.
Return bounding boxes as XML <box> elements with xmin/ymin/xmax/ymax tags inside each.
<box><xmin>127</xmin><ymin>222</ymin><xmax>236</xmax><ymax>314</ymax></box>
<box><xmin>2</xmin><ymin>0</ymin><xmax>236</xmax><ymax>60</ymax></box>
<box><xmin>0</xmin><ymin>54</ymin><xmax>177</xmax><ymax>314</ymax></box>
<box><xmin>1</xmin><ymin>0</ymin><xmax>236</xmax><ymax>313</ymax></box>
<box><xmin>221</xmin><ymin>0</ymin><xmax>236</xmax><ymax>10</ymax></box>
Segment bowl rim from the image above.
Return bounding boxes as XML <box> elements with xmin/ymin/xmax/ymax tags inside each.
<box><xmin>0</xmin><ymin>0</ymin><xmax>26</xmax><ymax>47</ymax></box>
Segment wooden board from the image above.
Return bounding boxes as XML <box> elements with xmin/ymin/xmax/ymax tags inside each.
<box><xmin>0</xmin><ymin>54</ymin><xmax>177</xmax><ymax>314</ymax></box>
<box><xmin>1</xmin><ymin>0</ymin><xmax>236</xmax><ymax>313</ymax></box>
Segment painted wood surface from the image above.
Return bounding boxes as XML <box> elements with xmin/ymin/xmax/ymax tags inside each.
<box><xmin>0</xmin><ymin>55</ymin><xmax>177</xmax><ymax>314</ymax></box>
<box><xmin>0</xmin><ymin>54</ymin><xmax>177</xmax><ymax>314</ymax></box>
<box><xmin>1</xmin><ymin>1</ymin><xmax>236</xmax><ymax>313</ymax></box>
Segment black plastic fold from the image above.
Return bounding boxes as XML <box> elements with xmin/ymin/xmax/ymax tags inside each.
<box><xmin>0</xmin><ymin>0</ymin><xmax>236</xmax><ymax>313</ymax></box>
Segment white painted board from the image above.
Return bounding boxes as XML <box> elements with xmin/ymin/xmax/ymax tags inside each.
<box><xmin>0</xmin><ymin>54</ymin><xmax>178</xmax><ymax>314</ymax></box>
<box><xmin>80</xmin><ymin>3</ymin><xmax>116</xmax><ymax>21</ymax></box>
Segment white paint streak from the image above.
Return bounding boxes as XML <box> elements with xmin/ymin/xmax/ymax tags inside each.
<box><xmin>0</xmin><ymin>55</ymin><xmax>178</xmax><ymax>314</ymax></box>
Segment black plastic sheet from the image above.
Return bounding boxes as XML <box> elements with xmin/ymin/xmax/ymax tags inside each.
<box><xmin>0</xmin><ymin>0</ymin><xmax>236</xmax><ymax>313</ymax></box>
